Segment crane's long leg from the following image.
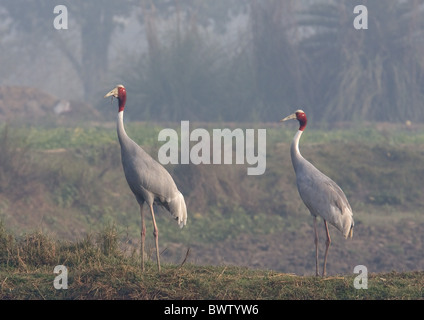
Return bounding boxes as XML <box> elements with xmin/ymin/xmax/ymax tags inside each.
<box><xmin>149</xmin><ymin>204</ymin><xmax>161</xmax><ymax>272</ymax></box>
<box><xmin>322</xmin><ymin>220</ymin><xmax>331</xmax><ymax>277</ymax></box>
<box><xmin>313</xmin><ymin>216</ymin><xmax>319</xmax><ymax>276</ymax></box>
<box><xmin>140</xmin><ymin>204</ymin><xmax>146</xmax><ymax>272</ymax></box>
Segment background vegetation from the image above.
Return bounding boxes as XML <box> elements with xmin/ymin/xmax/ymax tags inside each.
<box><xmin>1</xmin><ymin>0</ymin><xmax>424</xmax><ymax>122</ymax></box>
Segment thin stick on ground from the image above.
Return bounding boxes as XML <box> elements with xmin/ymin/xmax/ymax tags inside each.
<box><xmin>179</xmin><ymin>247</ymin><xmax>191</xmax><ymax>269</ymax></box>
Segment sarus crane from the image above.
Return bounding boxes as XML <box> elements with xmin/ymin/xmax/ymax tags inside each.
<box><xmin>281</xmin><ymin>110</ymin><xmax>354</xmax><ymax>276</ymax></box>
<box><xmin>104</xmin><ymin>84</ymin><xmax>187</xmax><ymax>272</ymax></box>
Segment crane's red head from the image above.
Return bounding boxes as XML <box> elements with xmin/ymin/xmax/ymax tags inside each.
<box><xmin>280</xmin><ymin>109</ymin><xmax>307</xmax><ymax>131</ymax></box>
<box><xmin>104</xmin><ymin>84</ymin><xmax>127</xmax><ymax>112</ymax></box>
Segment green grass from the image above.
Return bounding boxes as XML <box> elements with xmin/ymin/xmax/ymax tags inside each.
<box><xmin>6</xmin><ymin>121</ymin><xmax>424</xmax><ymax>151</ymax></box>
<box><xmin>1</xmin><ymin>123</ymin><xmax>164</xmax><ymax>150</ymax></box>
<box><xmin>1</xmin><ymin>123</ymin><xmax>424</xmax><ymax>298</ymax></box>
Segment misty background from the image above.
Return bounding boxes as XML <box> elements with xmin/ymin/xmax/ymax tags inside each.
<box><xmin>1</xmin><ymin>1</ymin><xmax>424</xmax><ymax>277</ymax></box>
<box><xmin>1</xmin><ymin>0</ymin><xmax>424</xmax><ymax>124</ymax></box>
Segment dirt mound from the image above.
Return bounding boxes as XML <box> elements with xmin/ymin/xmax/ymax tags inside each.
<box><xmin>0</xmin><ymin>86</ymin><xmax>101</xmax><ymax>123</ymax></box>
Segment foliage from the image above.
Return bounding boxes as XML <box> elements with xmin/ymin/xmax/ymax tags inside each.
<box><xmin>0</xmin><ymin>126</ymin><xmax>36</xmax><ymax>197</ymax></box>
<box><xmin>2</xmin><ymin>1</ymin><xmax>424</xmax><ymax>121</ymax></box>
<box><xmin>120</xmin><ymin>0</ymin><xmax>424</xmax><ymax>123</ymax></box>
<box><xmin>2</xmin><ymin>123</ymin><xmax>424</xmax><ymax>276</ymax></box>
<box><xmin>143</xmin><ymin>0</ymin><xmax>249</xmax><ymax>33</ymax></box>
<box><xmin>298</xmin><ymin>0</ymin><xmax>424</xmax><ymax>122</ymax></box>
<box><xmin>124</xmin><ymin>10</ymin><xmax>255</xmax><ymax>122</ymax></box>
<box><xmin>249</xmin><ymin>0</ymin><xmax>302</xmax><ymax>120</ymax></box>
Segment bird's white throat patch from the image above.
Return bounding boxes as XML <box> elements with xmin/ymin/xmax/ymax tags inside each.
<box><xmin>158</xmin><ymin>121</ymin><xmax>266</xmax><ymax>175</ymax></box>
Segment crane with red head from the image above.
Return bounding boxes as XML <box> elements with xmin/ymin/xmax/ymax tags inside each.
<box><xmin>105</xmin><ymin>84</ymin><xmax>187</xmax><ymax>272</ymax></box>
<box><xmin>281</xmin><ymin>110</ymin><xmax>354</xmax><ymax>276</ymax></box>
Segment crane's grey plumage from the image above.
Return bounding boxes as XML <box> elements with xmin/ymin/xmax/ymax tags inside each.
<box><xmin>104</xmin><ymin>84</ymin><xmax>187</xmax><ymax>272</ymax></box>
<box><xmin>281</xmin><ymin>110</ymin><xmax>353</xmax><ymax>276</ymax></box>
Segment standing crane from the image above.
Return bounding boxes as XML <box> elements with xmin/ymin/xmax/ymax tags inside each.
<box><xmin>281</xmin><ymin>110</ymin><xmax>354</xmax><ymax>276</ymax></box>
<box><xmin>104</xmin><ymin>84</ymin><xmax>187</xmax><ymax>272</ymax></box>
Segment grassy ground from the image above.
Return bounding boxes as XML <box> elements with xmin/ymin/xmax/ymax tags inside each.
<box><xmin>1</xmin><ymin>122</ymin><xmax>424</xmax><ymax>299</ymax></box>
<box><xmin>2</xmin><ymin>265</ymin><xmax>423</xmax><ymax>300</ymax></box>
<box><xmin>0</xmin><ymin>224</ymin><xmax>422</xmax><ymax>300</ymax></box>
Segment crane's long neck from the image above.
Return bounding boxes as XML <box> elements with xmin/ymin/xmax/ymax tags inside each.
<box><xmin>291</xmin><ymin>130</ymin><xmax>304</xmax><ymax>172</ymax></box>
<box><xmin>117</xmin><ymin>110</ymin><xmax>131</xmax><ymax>148</ymax></box>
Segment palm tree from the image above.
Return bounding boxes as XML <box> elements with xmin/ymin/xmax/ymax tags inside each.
<box><xmin>299</xmin><ymin>0</ymin><xmax>424</xmax><ymax>122</ymax></box>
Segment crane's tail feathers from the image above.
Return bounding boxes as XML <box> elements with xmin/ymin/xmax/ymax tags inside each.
<box><xmin>348</xmin><ymin>224</ymin><xmax>354</xmax><ymax>238</ymax></box>
<box><xmin>343</xmin><ymin>221</ymin><xmax>354</xmax><ymax>239</ymax></box>
<box><xmin>168</xmin><ymin>192</ymin><xmax>187</xmax><ymax>228</ymax></box>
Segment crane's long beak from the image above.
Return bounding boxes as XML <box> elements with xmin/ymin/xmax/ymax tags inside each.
<box><xmin>280</xmin><ymin>113</ymin><xmax>297</xmax><ymax>122</ymax></box>
<box><xmin>104</xmin><ymin>87</ymin><xmax>118</xmax><ymax>98</ymax></box>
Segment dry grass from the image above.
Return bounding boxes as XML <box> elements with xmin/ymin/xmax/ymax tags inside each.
<box><xmin>1</xmin><ymin>222</ymin><xmax>423</xmax><ymax>300</ymax></box>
